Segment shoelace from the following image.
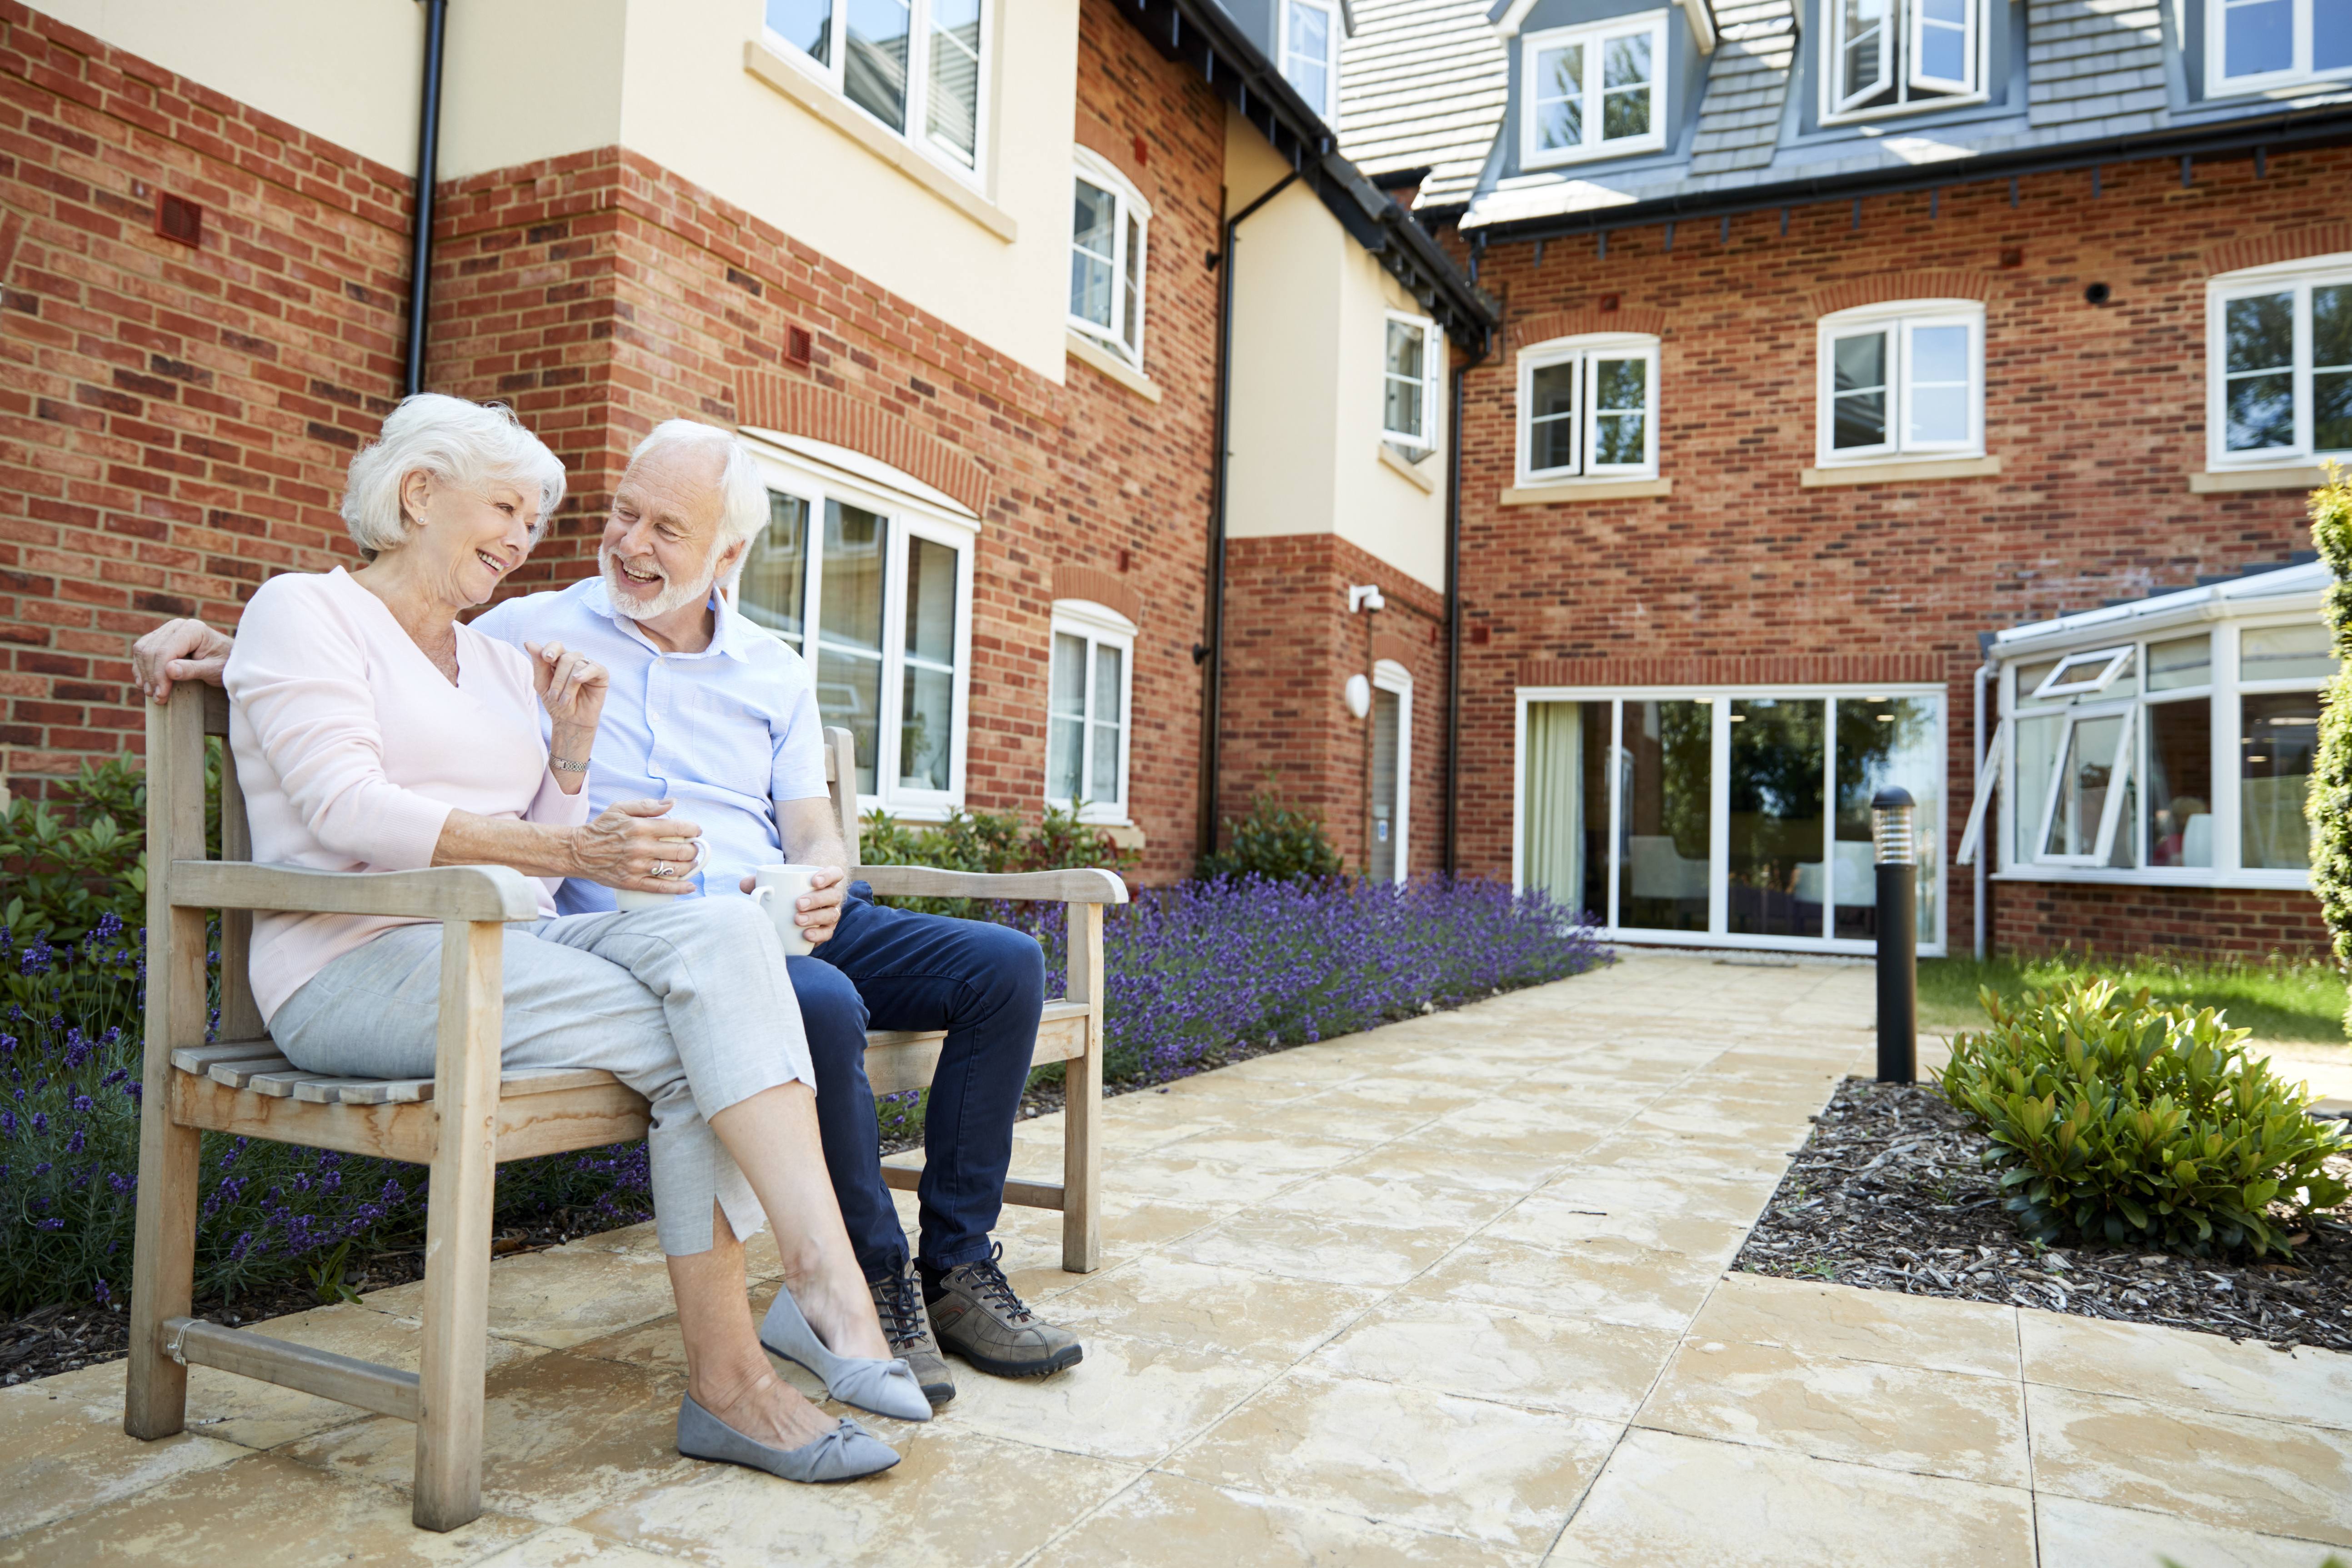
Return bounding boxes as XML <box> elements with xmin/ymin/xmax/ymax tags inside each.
<box><xmin>957</xmin><ymin>1244</ymin><xmax>1034</xmax><ymax>1323</ymax></box>
<box><xmin>874</xmin><ymin>1270</ymin><xmax>928</xmax><ymax>1349</ymax></box>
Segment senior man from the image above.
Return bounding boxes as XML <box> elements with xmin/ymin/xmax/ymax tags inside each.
<box><xmin>133</xmin><ymin>419</ymin><xmax>1081</xmax><ymax>1401</ymax></box>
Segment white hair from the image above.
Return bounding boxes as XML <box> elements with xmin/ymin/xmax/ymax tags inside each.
<box><xmin>340</xmin><ymin>394</ymin><xmax>567</xmax><ymax>559</ymax></box>
<box><xmin>627</xmin><ymin>419</ymin><xmax>770</xmax><ymax>578</ymax></box>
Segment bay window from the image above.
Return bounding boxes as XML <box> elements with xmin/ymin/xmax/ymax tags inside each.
<box><xmin>2207</xmin><ymin>254</ymin><xmax>2352</xmax><ymax>471</ymax></box>
<box><xmin>2208</xmin><ymin>0</ymin><xmax>2352</xmax><ymax>95</ymax></box>
<box><xmin>1969</xmin><ymin>589</ymin><xmax>2339</xmax><ymax>886</ymax></box>
<box><xmin>1519</xmin><ymin>334</ymin><xmax>1661</xmax><ymax>483</ymax></box>
<box><xmin>1384</xmin><ymin>313</ymin><xmax>1441</xmax><ymax>452</ymax></box>
<box><xmin>764</xmin><ymin>0</ymin><xmax>988</xmax><ymax>174</ymax></box>
<box><xmin>1070</xmin><ymin>152</ymin><xmax>1149</xmax><ymax>367</ymax></box>
<box><xmin>1822</xmin><ymin>0</ymin><xmax>1985</xmax><ymax>121</ymax></box>
<box><xmin>1046</xmin><ymin>599</ymin><xmax>1134</xmax><ymax>822</ymax></box>
<box><xmin>1817</xmin><ymin>301</ymin><xmax>1984</xmax><ymax>466</ymax></box>
<box><xmin>1281</xmin><ymin>0</ymin><xmax>1340</xmax><ymax>121</ymax></box>
<box><xmin>735</xmin><ymin>445</ymin><xmax>975</xmax><ymax>813</ymax></box>
<box><xmin>1521</xmin><ymin>12</ymin><xmax>1670</xmax><ymax>166</ymax></box>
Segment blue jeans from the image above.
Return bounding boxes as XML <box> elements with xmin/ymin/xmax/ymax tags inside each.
<box><xmin>789</xmin><ymin>883</ymin><xmax>1046</xmax><ymax>1280</ymax></box>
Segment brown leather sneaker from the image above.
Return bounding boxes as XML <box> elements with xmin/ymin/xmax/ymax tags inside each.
<box><xmin>926</xmin><ymin>1244</ymin><xmax>1083</xmax><ymax>1378</ymax></box>
<box><xmin>871</xmin><ymin>1258</ymin><xmax>956</xmax><ymax>1406</ymax></box>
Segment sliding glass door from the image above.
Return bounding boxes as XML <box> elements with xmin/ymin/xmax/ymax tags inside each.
<box><xmin>1517</xmin><ymin>686</ymin><xmax>1944</xmax><ymax>954</ymax></box>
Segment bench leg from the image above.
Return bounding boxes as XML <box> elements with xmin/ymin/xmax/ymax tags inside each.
<box><xmin>124</xmin><ymin>1096</ymin><xmax>200</xmax><ymax>1439</ymax></box>
<box><xmin>1061</xmin><ymin>903</ymin><xmax>1103</xmax><ymax>1274</ymax></box>
<box><xmin>413</xmin><ymin>920</ymin><xmax>503</xmax><ymax>1532</ymax></box>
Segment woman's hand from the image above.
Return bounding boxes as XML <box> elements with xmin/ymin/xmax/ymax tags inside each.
<box><xmin>570</xmin><ymin>798</ymin><xmax>705</xmax><ymax>894</ymax></box>
<box><xmin>528</xmin><ymin>640</ymin><xmax>606</xmax><ymax>793</ymax></box>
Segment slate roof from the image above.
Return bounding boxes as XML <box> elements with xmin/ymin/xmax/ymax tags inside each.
<box><xmin>1336</xmin><ymin>0</ymin><xmax>1509</xmax><ymax>209</ymax></box>
<box><xmin>1686</xmin><ymin>0</ymin><xmax>1797</xmax><ymax>178</ymax></box>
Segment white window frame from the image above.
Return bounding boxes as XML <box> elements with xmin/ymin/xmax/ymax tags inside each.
<box><xmin>1045</xmin><ymin>598</ymin><xmax>1135</xmax><ymax>824</ymax></box>
<box><xmin>1814</xmin><ymin>300</ymin><xmax>1985</xmax><ymax>466</ymax></box>
<box><xmin>2205</xmin><ymin>252</ymin><xmax>2352</xmax><ymax>471</ymax></box>
<box><xmin>2207</xmin><ymin>0</ymin><xmax>2352</xmax><ymax>96</ymax></box>
<box><xmin>1280</xmin><ymin>0</ymin><xmax>1342</xmax><ymax>122</ymax></box>
<box><xmin>1382</xmin><ymin>311</ymin><xmax>1441</xmax><ymax>452</ymax></box>
<box><xmin>2028</xmin><ymin>700</ymin><xmax>2137</xmax><ymax>867</ymax></box>
<box><xmin>762</xmin><ymin>0</ymin><xmax>993</xmax><ymax>184</ymax></box>
<box><xmin>1820</xmin><ymin>0</ymin><xmax>1988</xmax><ymax>124</ymax></box>
<box><xmin>1068</xmin><ymin>148</ymin><xmax>1151</xmax><ymax>370</ymax></box>
<box><xmin>1990</xmin><ymin>614</ymin><xmax>2335</xmax><ymax>889</ymax></box>
<box><xmin>1370</xmin><ymin>659</ymin><xmax>1414</xmax><ymax>883</ymax></box>
<box><xmin>1520</xmin><ymin>11</ymin><xmax>1672</xmax><ymax>169</ymax></box>
<box><xmin>734</xmin><ymin>435</ymin><xmax>978</xmax><ymax>819</ymax></box>
<box><xmin>1508</xmin><ymin>682</ymin><xmax>1951</xmax><ymax>957</ymax></box>
<box><xmin>1516</xmin><ymin>333</ymin><xmax>1662</xmax><ymax>485</ymax></box>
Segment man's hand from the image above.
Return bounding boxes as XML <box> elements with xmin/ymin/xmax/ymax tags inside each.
<box><xmin>132</xmin><ymin>619</ymin><xmax>234</xmax><ymax>702</ymax></box>
<box><xmin>740</xmin><ymin>865</ymin><xmax>847</xmax><ymax>945</ymax></box>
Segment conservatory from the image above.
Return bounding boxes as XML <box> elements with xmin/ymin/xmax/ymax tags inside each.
<box><xmin>1961</xmin><ymin>561</ymin><xmax>2337</xmax><ymax>890</ymax></box>
<box><xmin>1513</xmin><ymin>685</ymin><xmax>1947</xmax><ymax>955</ymax></box>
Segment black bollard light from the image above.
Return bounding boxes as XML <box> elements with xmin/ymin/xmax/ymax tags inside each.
<box><xmin>1872</xmin><ymin>785</ymin><xmax>1917</xmax><ymax>1084</ymax></box>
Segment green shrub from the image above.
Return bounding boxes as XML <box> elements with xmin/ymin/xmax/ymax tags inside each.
<box><xmin>1939</xmin><ymin>977</ymin><xmax>2348</xmax><ymax>1257</ymax></box>
<box><xmin>1196</xmin><ymin>787</ymin><xmax>1344</xmax><ymax>882</ymax></box>
<box><xmin>858</xmin><ymin>801</ymin><xmax>1135</xmax><ymax>917</ymax></box>
<box><xmin>0</xmin><ymin>756</ymin><xmax>168</xmax><ymax>950</ymax></box>
<box><xmin>2307</xmin><ymin>462</ymin><xmax>2352</xmax><ymax>1037</ymax></box>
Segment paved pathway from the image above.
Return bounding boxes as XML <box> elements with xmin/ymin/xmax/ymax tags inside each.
<box><xmin>5</xmin><ymin>952</ymin><xmax>2352</xmax><ymax>1565</ymax></box>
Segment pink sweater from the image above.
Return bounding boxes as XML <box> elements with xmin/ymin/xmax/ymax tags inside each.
<box><xmin>223</xmin><ymin>569</ymin><xmax>589</xmax><ymax>1022</ymax></box>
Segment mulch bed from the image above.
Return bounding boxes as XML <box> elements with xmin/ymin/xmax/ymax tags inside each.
<box><xmin>1736</xmin><ymin>1076</ymin><xmax>2352</xmax><ymax>1353</ymax></box>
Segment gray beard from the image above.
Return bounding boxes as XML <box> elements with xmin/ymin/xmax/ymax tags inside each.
<box><xmin>599</xmin><ymin>545</ymin><xmax>711</xmax><ymax>622</ymax></box>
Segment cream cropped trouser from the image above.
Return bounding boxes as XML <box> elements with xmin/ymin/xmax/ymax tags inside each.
<box><xmin>269</xmin><ymin>897</ymin><xmax>814</xmax><ymax>1255</ymax></box>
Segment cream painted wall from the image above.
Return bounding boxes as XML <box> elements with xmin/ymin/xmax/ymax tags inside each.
<box><xmin>1223</xmin><ymin>112</ymin><xmax>1449</xmax><ymax>593</ymax></box>
<box><xmin>615</xmin><ymin>0</ymin><xmax>1080</xmax><ymax>380</ymax></box>
<box><xmin>439</xmin><ymin>0</ymin><xmax>626</xmax><ymax>181</ymax></box>
<box><xmin>33</xmin><ymin>0</ymin><xmax>424</xmax><ymax>171</ymax></box>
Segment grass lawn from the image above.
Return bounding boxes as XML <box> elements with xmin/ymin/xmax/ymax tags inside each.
<box><xmin>1919</xmin><ymin>952</ymin><xmax>2350</xmax><ymax>1044</ymax></box>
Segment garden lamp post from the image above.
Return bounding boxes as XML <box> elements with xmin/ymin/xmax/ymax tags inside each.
<box><xmin>1872</xmin><ymin>786</ymin><xmax>1917</xmax><ymax>1084</ymax></box>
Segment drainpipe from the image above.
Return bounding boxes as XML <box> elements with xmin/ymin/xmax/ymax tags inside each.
<box><xmin>403</xmin><ymin>0</ymin><xmax>450</xmax><ymax>397</ymax></box>
<box><xmin>1196</xmin><ymin>171</ymin><xmax>1297</xmax><ymax>859</ymax></box>
<box><xmin>1972</xmin><ymin>660</ymin><xmax>1992</xmax><ymax>961</ymax></box>
<box><xmin>1442</xmin><ymin>351</ymin><xmax>1471</xmax><ymax>875</ymax></box>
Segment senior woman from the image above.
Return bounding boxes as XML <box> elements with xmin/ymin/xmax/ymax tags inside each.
<box><xmin>223</xmin><ymin>393</ymin><xmax>920</xmax><ymax>1485</ymax></box>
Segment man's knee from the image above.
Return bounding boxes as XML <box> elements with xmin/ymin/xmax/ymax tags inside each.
<box><xmin>791</xmin><ymin>955</ymin><xmax>870</xmax><ymax>1069</ymax></box>
<box><xmin>957</xmin><ymin>918</ymin><xmax>1046</xmax><ymax>1013</ymax></box>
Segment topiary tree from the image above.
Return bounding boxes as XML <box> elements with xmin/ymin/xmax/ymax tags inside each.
<box><xmin>2306</xmin><ymin>462</ymin><xmax>2352</xmax><ymax>1037</ymax></box>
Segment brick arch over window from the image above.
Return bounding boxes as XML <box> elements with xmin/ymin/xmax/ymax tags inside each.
<box><xmin>1807</xmin><ymin>271</ymin><xmax>1993</xmax><ymax>318</ymax></box>
<box><xmin>1369</xmin><ymin>631</ymin><xmax>1422</xmax><ymax>672</ymax></box>
<box><xmin>1073</xmin><ymin>120</ymin><xmax>1151</xmax><ymax>205</ymax></box>
<box><xmin>1509</xmin><ymin>308</ymin><xmax>1669</xmax><ymax>350</ymax></box>
<box><xmin>2206</xmin><ymin>225</ymin><xmax>2352</xmax><ymax>277</ymax></box>
<box><xmin>735</xmin><ymin>376</ymin><xmax>993</xmax><ymax>517</ymax></box>
<box><xmin>1051</xmin><ymin>564</ymin><xmax>1141</xmax><ymax>625</ymax></box>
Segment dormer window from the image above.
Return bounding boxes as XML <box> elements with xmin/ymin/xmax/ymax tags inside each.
<box><xmin>1520</xmin><ymin>12</ymin><xmax>1670</xmax><ymax>168</ymax></box>
<box><xmin>1821</xmin><ymin>0</ymin><xmax>1985</xmax><ymax>122</ymax></box>
<box><xmin>2208</xmin><ymin>0</ymin><xmax>2352</xmax><ymax>97</ymax></box>
<box><xmin>1281</xmin><ymin>0</ymin><xmax>1341</xmax><ymax>121</ymax></box>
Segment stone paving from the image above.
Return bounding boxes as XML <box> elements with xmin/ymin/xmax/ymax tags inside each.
<box><xmin>6</xmin><ymin>952</ymin><xmax>2352</xmax><ymax>1565</ymax></box>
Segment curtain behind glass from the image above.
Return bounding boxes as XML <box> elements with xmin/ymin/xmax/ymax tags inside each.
<box><xmin>899</xmin><ymin>535</ymin><xmax>957</xmax><ymax>792</ymax></box>
<box><xmin>1524</xmin><ymin>702</ymin><xmax>1584</xmax><ymax>915</ymax></box>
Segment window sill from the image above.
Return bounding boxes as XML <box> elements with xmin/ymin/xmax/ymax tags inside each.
<box><xmin>1066</xmin><ymin>332</ymin><xmax>1161</xmax><ymax>402</ymax></box>
<box><xmin>743</xmin><ymin>40</ymin><xmax>1017</xmax><ymax>244</ymax></box>
<box><xmin>1989</xmin><ymin>867</ymin><xmax>2312</xmax><ymax>892</ymax></box>
<box><xmin>2188</xmin><ymin>465</ymin><xmax>2337</xmax><ymax>494</ymax></box>
<box><xmin>1802</xmin><ymin>454</ymin><xmax>2002</xmax><ymax>487</ymax></box>
<box><xmin>1501</xmin><ymin>477</ymin><xmax>1672</xmax><ymax>504</ymax></box>
<box><xmin>1381</xmin><ymin>443</ymin><xmax>1438</xmax><ymax>493</ymax></box>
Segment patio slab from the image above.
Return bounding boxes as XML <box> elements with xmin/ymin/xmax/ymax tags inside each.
<box><xmin>10</xmin><ymin>949</ymin><xmax>2352</xmax><ymax>1565</ymax></box>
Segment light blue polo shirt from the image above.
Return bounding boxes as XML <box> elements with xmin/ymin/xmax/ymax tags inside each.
<box><xmin>470</xmin><ymin>578</ymin><xmax>830</xmax><ymax>915</ymax></box>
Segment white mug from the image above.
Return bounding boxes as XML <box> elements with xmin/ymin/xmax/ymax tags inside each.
<box><xmin>612</xmin><ymin>836</ymin><xmax>709</xmax><ymax>912</ymax></box>
<box><xmin>748</xmin><ymin>863</ymin><xmax>823</xmax><ymax>957</ymax></box>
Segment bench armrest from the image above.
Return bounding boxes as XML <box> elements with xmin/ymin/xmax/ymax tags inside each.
<box><xmin>853</xmin><ymin>865</ymin><xmax>1129</xmax><ymax>905</ymax></box>
<box><xmin>170</xmin><ymin>861</ymin><xmax>543</xmax><ymax>923</ymax></box>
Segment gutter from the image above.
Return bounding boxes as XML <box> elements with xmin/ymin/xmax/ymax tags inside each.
<box><xmin>404</xmin><ymin>0</ymin><xmax>449</xmax><ymax>396</ymax></box>
<box><xmin>1196</xmin><ymin>172</ymin><xmax>1299</xmax><ymax>861</ymax></box>
<box><xmin>1468</xmin><ymin>104</ymin><xmax>2352</xmax><ymax>247</ymax></box>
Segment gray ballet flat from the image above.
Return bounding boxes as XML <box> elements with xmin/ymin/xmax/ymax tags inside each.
<box><xmin>758</xmin><ymin>1284</ymin><xmax>934</xmax><ymax>1423</ymax></box>
<box><xmin>675</xmin><ymin>1393</ymin><xmax>899</xmax><ymax>1483</ymax></box>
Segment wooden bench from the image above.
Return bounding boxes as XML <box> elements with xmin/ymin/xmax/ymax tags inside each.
<box><xmin>125</xmin><ymin>683</ymin><xmax>1124</xmax><ymax>1529</ymax></box>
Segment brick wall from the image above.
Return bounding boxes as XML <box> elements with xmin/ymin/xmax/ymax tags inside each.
<box><xmin>1989</xmin><ymin>880</ymin><xmax>2328</xmax><ymax>959</ymax></box>
<box><xmin>1451</xmin><ymin>146</ymin><xmax>2352</xmax><ymax>952</ymax></box>
<box><xmin>1219</xmin><ymin>532</ymin><xmax>1450</xmax><ymax>877</ymax></box>
<box><xmin>0</xmin><ymin>1</ymin><xmax>410</xmax><ymax>795</ymax></box>
<box><xmin>0</xmin><ymin>0</ymin><xmax>1233</xmax><ymax>885</ymax></box>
